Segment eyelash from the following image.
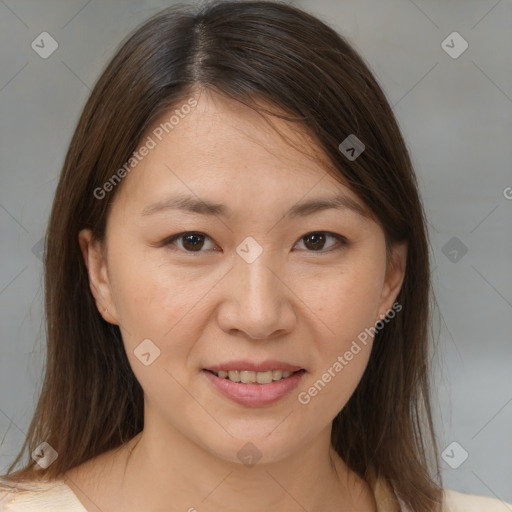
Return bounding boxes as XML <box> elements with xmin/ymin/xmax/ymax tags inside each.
<box><xmin>162</xmin><ymin>231</ymin><xmax>349</xmax><ymax>255</ymax></box>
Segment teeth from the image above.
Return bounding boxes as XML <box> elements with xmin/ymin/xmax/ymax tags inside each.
<box><xmin>256</xmin><ymin>371</ymin><xmax>273</xmax><ymax>384</ymax></box>
<box><xmin>228</xmin><ymin>370</ymin><xmax>240</xmax><ymax>382</ymax></box>
<box><xmin>241</xmin><ymin>371</ymin><xmax>256</xmax><ymax>383</ymax></box>
<box><xmin>213</xmin><ymin>369</ymin><xmax>299</xmax><ymax>384</ymax></box>
<box><xmin>272</xmin><ymin>370</ymin><xmax>283</xmax><ymax>380</ymax></box>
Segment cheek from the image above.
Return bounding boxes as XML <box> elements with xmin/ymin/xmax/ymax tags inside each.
<box><xmin>296</xmin><ymin>255</ymin><xmax>385</xmax><ymax>343</ymax></box>
<box><xmin>293</xmin><ymin>255</ymin><xmax>385</xmax><ymax>410</ymax></box>
<box><xmin>106</xmin><ymin>245</ymin><xmax>227</xmax><ymax>381</ymax></box>
<box><xmin>295</xmin><ymin>271</ymin><xmax>380</xmax><ymax>419</ymax></box>
<box><xmin>107</xmin><ymin>243</ymin><xmax>193</xmax><ymax>328</ymax></box>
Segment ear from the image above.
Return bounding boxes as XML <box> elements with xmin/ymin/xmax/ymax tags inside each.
<box><xmin>377</xmin><ymin>241</ymin><xmax>407</xmax><ymax>321</ymax></box>
<box><xmin>78</xmin><ymin>228</ymin><xmax>119</xmax><ymax>325</ymax></box>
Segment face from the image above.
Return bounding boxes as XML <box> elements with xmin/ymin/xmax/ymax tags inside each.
<box><xmin>79</xmin><ymin>91</ymin><xmax>406</xmax><ymax>465</ymax></box>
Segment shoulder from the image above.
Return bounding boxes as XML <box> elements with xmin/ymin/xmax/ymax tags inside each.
<box><xmin>443</xmin><ymin>488</ymin><xmax>512</xmax><ymax>512</ymax></box>
<box><xmin>0</xmin><ymin>477</ymin><xmax>87</xmax><ymax>512</ymax></box>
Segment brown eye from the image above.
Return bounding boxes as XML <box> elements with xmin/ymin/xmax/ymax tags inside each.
<box><xmin>165</xmin><ymin>232</ymin><xmax>216</xmax><ymax>252</ymax></box>
<box><xmin>181</xmin><ymin>233</ymin><xmax>205</xmax><ymax>251</ymax></box>
<box><xmin>296</xmin><ymin>232</ymin><xmax>347</xmax><ymax>252</ymax></box>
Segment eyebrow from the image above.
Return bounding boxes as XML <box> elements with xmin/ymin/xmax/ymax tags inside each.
<box><xmin>141</xmin><ymin>193</ymin><xmax>370</xmax><ymax>219</ymax></box>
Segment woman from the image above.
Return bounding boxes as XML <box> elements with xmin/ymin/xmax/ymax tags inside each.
<box><xmin>1</xmin><ymin>1</ymin><xmax>509</xmax><ymax>511</ymax></box>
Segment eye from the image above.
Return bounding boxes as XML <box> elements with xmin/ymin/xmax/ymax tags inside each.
<box><xmin>164</xmin><ymin>232</ymin><xmax>217</xmax><ymax>253</ymax></box>
<box><xmin>163</xmin><ymin>231</ymin><xmax>347</xmax><ymax>254</ymax></box>
<box><xmin>294</xmin><ymin>232</ymin><xmax>348</xmax><ymax>253</ymax></box>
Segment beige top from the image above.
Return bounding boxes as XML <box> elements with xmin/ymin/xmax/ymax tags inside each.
<box><xmin>1</xmin><ymin>476</ymin><xmax>511</xmax><ymax>511</ymax></box>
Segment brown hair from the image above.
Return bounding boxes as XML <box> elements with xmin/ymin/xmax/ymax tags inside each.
<box><xmin>1</xmin><ymin>1</ymin><xmax>442</xmax><ymax>510</ymax></box>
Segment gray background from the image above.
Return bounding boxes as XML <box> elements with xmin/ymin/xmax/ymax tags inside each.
<box><xmin>1</xmin><ymin>0</ymin><xmax>511</xmax><ymax>504</ymax></box>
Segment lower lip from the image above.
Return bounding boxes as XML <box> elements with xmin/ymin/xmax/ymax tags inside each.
<box><xmin>202</xmin><ymin>369</ymin><xmax>306</xmax><ymax>407</ymax></box>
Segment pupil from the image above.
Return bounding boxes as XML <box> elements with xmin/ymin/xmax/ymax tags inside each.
<box><xmin>306</xmin><ymin>232</ymin><xmax>325</xmax><ymax>250</ymax></box>
<box><xmin>184</xmin><ymin>233</ymin><xmax>203</xmax><ymax>251</ymax></box>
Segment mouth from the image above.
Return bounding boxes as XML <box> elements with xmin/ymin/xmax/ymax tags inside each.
<box><xmin>205</xmin><ymin>368</ymin><xmax>306</xmax><ymax>384</ymax></box>
<box><xmin>202</xmin><ymin>366</ymin><xmax>307</xmax><ymax>407</ymax></box>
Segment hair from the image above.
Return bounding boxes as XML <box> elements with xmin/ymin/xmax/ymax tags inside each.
<box><xmin>1</xmin><ymin>1</ymin><xmax>442</xmax><ymax>510</ymax></box>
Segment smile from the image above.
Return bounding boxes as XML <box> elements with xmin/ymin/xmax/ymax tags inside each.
<box><xmin>202</xmin><ymin>369</ymin><xmax>306</xmax><ymax>407</ymax></box>
<box><xmin>208</xmin><ymin>369</ymin><xmax>301</xmax><ymax>384</ymax></box>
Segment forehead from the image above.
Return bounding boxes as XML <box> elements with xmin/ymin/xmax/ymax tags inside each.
<box><xmin>110</xmin><ymin>90</ymin><xmax>369</xmax><ymax>218</ymax></box>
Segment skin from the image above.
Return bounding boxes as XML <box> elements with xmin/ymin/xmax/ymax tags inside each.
<box><xmin>70</xmin><ymin>90</ymin><xmax>407</xmax><ymax>512</ymax></box>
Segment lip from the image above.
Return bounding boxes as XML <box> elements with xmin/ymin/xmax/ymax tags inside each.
<box><xmin>205</xmin><ymin>360</ymin><xmax>304</xmax><ymax>373</ymax></box>
<box><xmin>203</xmin><ymin>368</ymin><xmax>306</xmax><ymax>407</ymax></box>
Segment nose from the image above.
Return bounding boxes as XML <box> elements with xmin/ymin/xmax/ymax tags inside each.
<box><xmin>216</xmin><ymin>250</ymin><xmax>296</xmax><ymax>340</ymax></box>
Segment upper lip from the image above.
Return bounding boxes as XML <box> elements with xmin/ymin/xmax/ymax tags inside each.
<box><xmin>204</xmin><ymin>360</ymin><xmax>304</xmax><ymax>373</ymax></box>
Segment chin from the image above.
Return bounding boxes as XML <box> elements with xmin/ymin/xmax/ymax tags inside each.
<box><xmin>196</xmin><ymin>426</ymin><xmax>309</xmax><ymax>467</ymax></box>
